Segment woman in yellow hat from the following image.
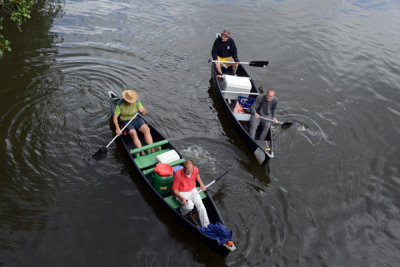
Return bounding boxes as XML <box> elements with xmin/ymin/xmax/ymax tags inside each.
<box><xmin>112</xmin><ymin>89</ymin><xmax>155</xmax><ymax>154</ymax></box>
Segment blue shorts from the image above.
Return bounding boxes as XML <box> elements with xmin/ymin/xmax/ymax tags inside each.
<box><xmin>120</xmin><ymin>117</ymin><xmax>145</xmax><ymax>132</ymax></box>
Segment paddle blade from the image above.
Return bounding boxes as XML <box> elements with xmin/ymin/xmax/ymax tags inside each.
<box><xmin>281</xmin><ymin>122</ymin><xmax>293</xmax><ymax>128</ymax></box>
<box><xmin>249</xmin><ymin>61</ymin><xmax>269</xmax><ymax>68</ymax></box>
<box><xmin>215</xmin><ymin>170</ymin><xmax>229</xmax><ymax>182</ymax></box>
<box><xmin>90</xmin><ymin>147</ymin><xmax>108</xmax><ymax>162</ymax></box>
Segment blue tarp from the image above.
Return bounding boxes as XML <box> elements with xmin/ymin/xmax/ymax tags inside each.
<box><xmin>198</xmin><ymin>222</ymin><xmax>233</xmax><ymax>245</ymax></box>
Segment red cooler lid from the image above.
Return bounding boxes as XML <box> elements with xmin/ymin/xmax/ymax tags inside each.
<box><xmin>155</xmin><ymin>163</ymin><xmax>173</xmax><ymax>177</ymax></box>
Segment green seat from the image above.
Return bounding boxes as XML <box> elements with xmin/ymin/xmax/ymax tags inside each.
<box><xmin>134</xmin><ymin>149</ymin><xmax>171</xmax><ymax>169</ymax></box>
<box><xmin>164</xmin><ymin>188</ymin><xmax>207</xmax><ymax>209</ymax></box>
<box><xmin>130</xmin><ymin>140</ymin><xmax>169</xmax><ymax>157</ymax></box>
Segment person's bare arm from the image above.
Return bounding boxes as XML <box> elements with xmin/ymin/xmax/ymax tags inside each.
<box><xmin>196</xmin><ymin>174</ymin><xmax>207</xmax><ymax>192</ymax></box>
<box><xmin>113</xmin><ymin>114</ymin><xmax>121</xmax><ymax>136</ymax></box>
<box><xmin>138</xmin><ymin>106</ymin><xmax>146</xmax><ymax>115</ymax></box>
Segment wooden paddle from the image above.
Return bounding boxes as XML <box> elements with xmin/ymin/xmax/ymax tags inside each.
<box><xmin>210</xmin><ymin>59</ymin><xmax>269</xmax><ymax>68</ymax></box>
<box><xmin>189</xmin><ymin>170</ymin><xmax>229</xmax><ymax>200</ymax></box>
<box><xmin>90</xmin><ymin>112</ymin><xmax>139</xmax><ymax>162</ymax></box>
<box><xmin>260</xmin><ymin>116</ymin><xmax>293</xmax><ymax>127</ymax></box>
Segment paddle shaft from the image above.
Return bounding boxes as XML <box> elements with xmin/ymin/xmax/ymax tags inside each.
<box><xmin>260</xmin><ymin>116</ymin><xmax>279</xmax><ymax>124</ymax></box>
<box><xmin>213</xmin><ymin>60</ymin><xmax>247</xmax><ymax>64</ymax></box>
<box><xmin>189</xmin><ymin>170</ymin><xmax>229</xmax><ymax>200</ymax></box>
<box><xmin>106</xmin><ymin>112</ymin><xmax>138</xmax><ymax>148</ymax></box>
<box><xmin>211</xmin><ymin>60</ymin><xmax>269</xmax><ymax>67</ymax></box>
<box><xmin>260</xmin><ymin>116</ymin><xmax>292</xmax><ymax>127</ymax></box>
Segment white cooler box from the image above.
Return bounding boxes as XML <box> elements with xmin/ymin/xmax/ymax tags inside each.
<box><xmin>156</xmin><ymin>149</ymin><xmax>180</xmax><ymax>164</ymax></box>
<box><xmin>222</xmin><ymin>75</ymin><xmax>252</xmax><ymax>100</ymax></box>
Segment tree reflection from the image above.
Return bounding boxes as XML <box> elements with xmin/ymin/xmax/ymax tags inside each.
<box><xmin>0</xmin><ymin>0</ymin><xmax>64</xmax><ymax>262</ymax></box>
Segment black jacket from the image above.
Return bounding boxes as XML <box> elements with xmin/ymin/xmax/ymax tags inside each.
<box><xmin>211</xmin><ymin>37</ymin><xmax>238</xmax><ymax>61</ymax></box>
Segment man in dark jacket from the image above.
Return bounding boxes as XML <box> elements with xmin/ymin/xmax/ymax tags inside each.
<box><xmin>211</xmin><ymin>29</ymin><xmax>239</xmax><ymax>75</ymax></box>
<box><xmin>249</xmin><ymin>89</ymin><xmax>279</xmax><ymax>146</ymax></box>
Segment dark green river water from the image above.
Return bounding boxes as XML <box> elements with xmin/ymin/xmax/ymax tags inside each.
<box><xmin>1</xmin><ymin>0</ymin><xmax>399</xmax><ymax>266</ymax></box>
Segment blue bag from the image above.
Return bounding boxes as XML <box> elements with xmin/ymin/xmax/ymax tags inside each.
<box><xmin>238</xmin><ymin>96</ymin><xmax>255</xmax><ymax>110</ymax></box>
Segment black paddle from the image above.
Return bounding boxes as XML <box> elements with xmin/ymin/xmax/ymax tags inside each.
<box><xmin>189</xmin><ymin>170</ymin><xmax>229</xmax><ymax>200</ymax></box>
<box><xmin>210</xmin><ymin>59</ymin><xmax>269</xmax><ymax>68</ymax></box>
<box><xmin>90</xmin><ymin>112</ymin><xmax>139</xmax><ymax>162</ymax></box>
<box><xmin>261</xmin><ymin>116</ymin><xmax>293</xmax><ymax>128</ymax></box>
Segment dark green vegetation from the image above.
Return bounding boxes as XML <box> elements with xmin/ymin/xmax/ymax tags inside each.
<box><xmin>0</xmin><ymin>0</ymin><xmax>62</xmax><ymax>58</ymax></box>
<box><xmin>1</xmin><ymin>0</ymin><xmax>35</xmax><ymax>57</ymax></box>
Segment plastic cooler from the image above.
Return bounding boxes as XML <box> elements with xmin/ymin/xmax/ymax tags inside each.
<box><xmin>152</xmin><ymin>163</ymin><xmax>174</xmax><ymax>196</ymax></box>
<box><xmin>222</xmin><ymin>75</ymin><xmax>252</xmax><ymax>100</ymax></box>
<box><xmin>156</xmin><ymin>149</ymin><xmax>180</xmax><ymax>164</ymax></box>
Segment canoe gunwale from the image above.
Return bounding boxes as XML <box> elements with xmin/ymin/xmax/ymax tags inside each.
<box><xmin>108</xmin><ymin>93</ymin><xmax>231</xmax><ymax>257</ymax></box>
<box><xmin>211</xmin><ymin>64</ymin><xmax>274</xmax><ymax>165</ymax></box>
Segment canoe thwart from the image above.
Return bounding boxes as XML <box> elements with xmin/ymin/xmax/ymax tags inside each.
<box><xmin>164</xmin><ymin>188</ymin><xmax>207</xmax><ymax>210</ymax></box>
<box><xmin>233</xmin><ymin>113</ymin><xmax>251</xmax><ymax>121</ymax></box>
<box><xmin>222</xmin><ymin>90</ymin><xmax>259</xmax><ymax>95</ymax></box>
<box><xmin>130</xmin><ymin>139</ymin><xmax>169</xmax><ymax>155</ymax></box>
<box><xmin>134</xmin><ymin>148</ymin><xmax>171</xmax><ymax>169</ymax></box>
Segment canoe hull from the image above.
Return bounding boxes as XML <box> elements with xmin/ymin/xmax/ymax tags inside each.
<box><xmin>108</xmin><ymin>92</ymin><xmax>231</xmax><ymax>257</ymax></box>
<box><xmin>210</xmin><ymin>64</ymin><xmax>274</xmax><ymax>165</ymax></box>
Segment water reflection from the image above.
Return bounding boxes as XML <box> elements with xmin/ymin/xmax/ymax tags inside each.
<box><xmin>0</xmin><ymin>1</ymin><xmax>64</xmax><ymax>262</ymax></box>
<box><xmin>1</xmin><ymin>0</ymin><xmax>400</xmax><ymax>265</ymax></box>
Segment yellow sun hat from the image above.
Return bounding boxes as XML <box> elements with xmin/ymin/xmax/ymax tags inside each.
<box><xmin>122</xmin><ymin>89</ymin><xmax>139</xmax><ymax>103</ymax></box>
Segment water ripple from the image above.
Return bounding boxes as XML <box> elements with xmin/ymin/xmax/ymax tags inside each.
<box><xmin>2</xmin><ymin>0</ymin><xmax>400</xmax><ymax>265</ymax></box>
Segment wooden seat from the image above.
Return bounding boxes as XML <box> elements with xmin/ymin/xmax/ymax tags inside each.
<box><xmin>164</xmin><ymin>188</ymin><xmax>207</xmax><ymax>209</ymax></box>
<box><xmin>133</xmin><ymin>149</ymin><xmax>171</xmax><ymax>169</ymax></box>
<box><xmin>130</xmin><ymin>139</ymin><xmax>168</xmax><ymax>157</ymax></box>
<box><xmin>233</xmin><ymin>113</ymin><xmax>251</xmax><ymax>121</ymax></box>
<box><xmin>130</xmin><ymin>140</ymin><xmax>171</xmax><ymax>169</ymax></box>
